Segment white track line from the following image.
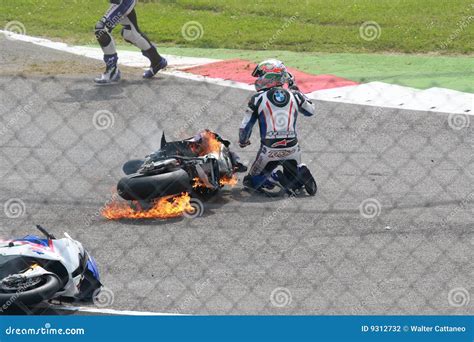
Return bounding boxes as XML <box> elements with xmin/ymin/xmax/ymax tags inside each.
<box><xmin>0</xmin><ymin>30</ymin><xmax>219</xmax><ymax>69</ymax></box>
<box><xmin>309</xmin><ymin>82</ymin><xmax>473</xmax><ymax>115</ymax></box>
<box><xmin>45</xmin><ymin>304</ymin><xmax>182</xmax><ymax>316</ymax></box>
<box><xmin>2</xmin><ymin>31</ymin><xmax>473</xmax><ymax>115</ymax></box>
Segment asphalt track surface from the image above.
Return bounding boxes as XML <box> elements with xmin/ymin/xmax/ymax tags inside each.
<box><xmin>0</xmin><ymin>35</ymin><xmax>473</xmax><ymax>315</ymax></box>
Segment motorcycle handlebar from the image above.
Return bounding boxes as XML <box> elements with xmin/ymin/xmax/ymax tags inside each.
<box><xmin>36</xmin><ymin>225</ymin><xmax>56</xmax><ymax>240</ymax></box>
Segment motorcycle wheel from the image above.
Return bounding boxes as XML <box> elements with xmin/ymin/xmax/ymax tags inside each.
<box><xmin>299</xmin><ymin>165</ymin><xmax>317</xmax><ymax>196</ymax></box>
<box><xmin>305</xmin><ymin>178</ymin><xmax>318</xmax><ymax>196</ymax></box>
<box><xmin>118</xmin><ymin>169</ymin><xmax>191</xmax><ymax>202</ymax></box>
<box><xmin>0</xmin><ymin>274</ymin><xmax>61</xmax><ymax>306</ymax></box>
<box><xmin>183</xmin><ymin>198</ymin><xmax>204</xmax><ymax>218</ymax></box>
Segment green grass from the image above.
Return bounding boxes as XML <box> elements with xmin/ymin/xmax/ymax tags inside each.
<box><xmin>1</xmin><ymin>0</ymin><xmax>473</xmax><ymax>54</ymax></box>
<box><xmin>2</xmin><ymin>0</ymin><xmax>473</xmax><ymax>92</ymax></box>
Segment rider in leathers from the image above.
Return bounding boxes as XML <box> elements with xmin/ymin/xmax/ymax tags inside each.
<box><xmin>94</xmin><ymin>0</ymin><xmax>167</xmax><ymax>84</ymax></box>
<box><xmin>239</xmin><ymin>60</ymin><xmax>316</xmax><ymax>193</ymax></box>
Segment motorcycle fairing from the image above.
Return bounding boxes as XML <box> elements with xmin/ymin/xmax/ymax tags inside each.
<box><xmin>15</xmin><ymin>235</ymin><xmax>49</xmax><ymax>248</ymax></box>
<box><xmin>86</xmin><ymin>254</ymin><xmax>100</xmax><ymax>282</ymax></box>
<box><xmin>0</xmin><ymin>255</ymin><xmax>38</xmax><ymax>279</ymax></box>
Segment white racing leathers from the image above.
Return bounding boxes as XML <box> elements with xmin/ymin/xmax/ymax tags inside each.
<box><xmin>239</xmin><ymin>87</ymin><xmax>315</xmax><ymax>181</ymax></box>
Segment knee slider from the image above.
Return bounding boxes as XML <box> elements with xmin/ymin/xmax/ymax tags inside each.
<box><xmin>95</xmin><ymin>20</ymin><xmax>111</xmax><ymax>46</ymax></box>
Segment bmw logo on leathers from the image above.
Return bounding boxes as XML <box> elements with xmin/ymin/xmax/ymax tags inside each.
<box><xmin>269</xmin><ymin>89</ymin><xmax>290</xmax><ymax>107</ymax></box>
<box><xmin>274</xmin><ymin>89</ymin><xmax>287</xmax><ymax>103</ymax></box>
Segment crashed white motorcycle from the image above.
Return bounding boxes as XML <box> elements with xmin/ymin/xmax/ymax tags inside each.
<box><xmin>0</xmin><ymin>225</ymin><xmax>101</xmax><ymax>307</ymax></box>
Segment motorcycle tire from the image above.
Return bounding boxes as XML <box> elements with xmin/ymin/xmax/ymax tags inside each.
<box><xmin>118</xmin><ymin>168</ymin><xmax>191</xmax><ymax>202</ymax></box>
<box><xmin>0</xmin><ymin>274</ymin><xmax>61</xmax><ymax>306</ymax></box>
<box><xmin>299</xmin><ymin>165</ymin><xmax>317</xmax><ymax>196</ymax></box>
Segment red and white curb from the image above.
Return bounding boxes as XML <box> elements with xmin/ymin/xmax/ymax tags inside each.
<box><xmin>2</xmin><ymin>31</ymin><xmax>472</xmax><ymax>115</ymax></box>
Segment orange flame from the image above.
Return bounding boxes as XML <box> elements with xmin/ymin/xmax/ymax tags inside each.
<box><xmin>220</xmin><ymin>174</ymin><xmax>238</xmax><ymax>187</ymax></box>
<box><xmin>192</xmin><ymin>132</ymin><xmax>239</xmax><ymax>188</ymax></box>
<box><xmin>101</xmin><ymin>193</ymin><xmax>192</xmax><ymax>220</ymax></box>
<box><xmin>192</xmin><ymin>177</ymin><xmax>207</xmax><ymax>189</ymax></box>
<box><xmin>193</xmin><ymin>174</ymin><xmax>238</xmax><ymax>189</ymax></box>
<box><xmin>192</xmin><ymin>131</ymin><xmax>222</xmax><ymax>156</ymax></box>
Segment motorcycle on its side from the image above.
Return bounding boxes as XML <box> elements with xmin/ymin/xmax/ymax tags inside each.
<box><xmin>0</xmin><ymin>225</ymin><xmax>101</xmax><ymax>308</ymax></box>
<box><xmin>117</xmin><ymin>130</ymin><xmax>242</xmax><ymax>211</ymax></box>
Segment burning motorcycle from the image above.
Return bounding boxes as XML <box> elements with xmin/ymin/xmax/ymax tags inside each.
<box><xmin>0</xmin><ymin>225</ymin><xmax>101</xmax><ymax>307</ymax></box>
<box><xmin>103</xmin><ymin>130</ymin><xmax>244</xmax><ymax>219</ymax></box>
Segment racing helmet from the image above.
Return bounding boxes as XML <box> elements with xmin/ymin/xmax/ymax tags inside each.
<box><xmin>252</xmin><ymin>59</ymin><xmax>290</xmax><ymax>92</ymax></box>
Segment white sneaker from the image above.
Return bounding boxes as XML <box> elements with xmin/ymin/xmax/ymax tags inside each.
<box><xmin>94</xmin><ymin>66</ymin><xmax>121</xmax><ymax>85</ymax></box>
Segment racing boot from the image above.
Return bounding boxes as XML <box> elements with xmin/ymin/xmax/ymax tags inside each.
<box><xmin>142</xmin><ymin>46</ymin><xmax>168</xmax><ymax>79</ymax></box>
<box><xmin>229</xmin><ymin>151</ymin><xmax>247</xmax><ymax>173</ymax></box>
<box><xmin>94</xmin><ymin>54</ymin><xmax>121</xmax><ymax>85</ymax></box>
<box><xmin>243</xmin><ymin>174</ymin><xmax>255</xmax><ymax>190</ymax></box>
<box><xmin>244</xmin><ymin>173</ymin><xmax>283</xmax><ymax>196</ymax></box>
<box><xmin>262</xmin><ymin>170</ymin><xmax>283</xmax><ymax>190</ymax></box>
<box><xmin>235</xmin><ymin>162</ymin><xmax>248</xmax><ymax>173</ymax></box>
<box><xmin>268</xmin><ymin>170</ymin><xmax>299</xmax><ymax>196</ymax></box>
<box><xmin>243</xmin><ymin>174</ymin><xmax>265</xmax><ymax>193</ymax></box>
<box><xmin>298</xmin><ymin>164</ymin><xmax>317</xmax><ymax>196</ymax></box>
